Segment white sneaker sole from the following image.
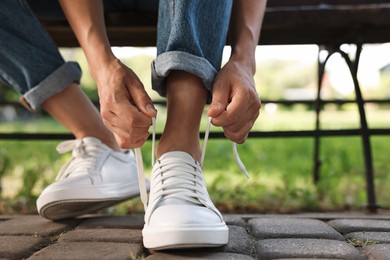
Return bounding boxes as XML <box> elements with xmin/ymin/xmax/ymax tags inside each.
<box><xmin>142</xmin><ymin>223</ymin><xmax>229</xmax><ymax>250</ymax></box>
<box><xmin>37</xmin><ymin>181</ymin><xmax>141</xmax><ymax>220</ymax></box>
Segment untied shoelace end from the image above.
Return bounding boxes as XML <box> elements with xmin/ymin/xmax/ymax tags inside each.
<box><xmin>135</xmin><ymin>116</ymin><xmax>156</xmax><ymax>212</ymax></box>
<box><xmin>204</xmin><ymin>117</ymin><xmax>250</xmax><ymax>179</ymax></box>
<box><xmin>232</xmin><ymin>142</ymin><xmax>250</xmax><ymax>179</ymax></box>
<box><xmin>135</xmin><ymin>147</ymin><xmax>148</xmax><ymax>212</ymax></box>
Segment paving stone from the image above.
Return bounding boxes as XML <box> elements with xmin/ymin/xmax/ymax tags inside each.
<box><xmin>345</xmin><ymin>231</ymin><xmax>390</xmax><ymax>244</ymax></box>
<box><xmin>290</xmin><ymin>212</ymin><xmax>390</xmax><ymax>221</ymax></box>
<box><xmin>3</xmin><ymin>214</ymin><xmax>390</xmax><ymax>259</ymax></box>
<box><xmin>328</xmin><ymin>219</ymin><xmax>390</xmax><ymax>234</ymax></box>
<box><xmin>77</xmin><ymin>215</ymin><xmax>144</xmax><ymax>229</ymax></box>
<box><xmin>241</xmin><ymin>212</ymin><xmax>390</xmax><ymax>222</ymax></box>
<box><xmin>148</xmin><ymin>226</ymin><xmax>253</xmax><ymax>256</ymax></box>
<box><xmin>248</xmin><ymin>217</ymin><xmax>344</xmax><ymax>240</ymax></box>
<box><xmin>220</xmin><ymin>226</ymin><xmax>253</xmax><ymax>255</ymax></box>
<box><xmin>363</xmin><ymin>244</ymin><xmax>390</xmax><ymax>260</ymax></box>
<box><xmin>58</xmin><ymin>228</ymin><xmax>142</xmax><ymax>243</ymax></box>
<box><xmin>223</xmin><ymin>215</ymin><xmax>247</xmax><ymax>227</ymax></box>
<box><xmin>0</xmin><ymin>215</ymin><xmax>79</xmax><ymax>237</ymax></box>
<box><xmin>0</xmin><ymin>236</ymin><xmax>48</xmax><ymax>259</ymax></box>
<box><xmin>272</xmin><ymin>259</ymin><xmax>344</xmax><ymax>260</ymax></box>
<box><xmin>0</xmin><ymin>216</ymin><xmax>11</xmax><ymax>221</ymax></box>
<box><xmin>146</xmin><ymin>252</ymin><xmax>254</xmax><ymax>259</ymax></box>
<box><xmin>273</xmin><ymin>259</ymin><xmax>344</xmax><ymax>260</ymax></box>
<box><xmin>29</xmin><ymin>242</ymin><xmax>143</xmax><ymax>260</ymax></box>
<box><xmin>255</xmin><ymin>238</ymin><xmax>365</xmax><ymax>260</ymax></box>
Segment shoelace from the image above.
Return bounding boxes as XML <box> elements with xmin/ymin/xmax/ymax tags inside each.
<box><xmin>55</xmin><ymin>139</ymin><xmax>100</xmax><ymax>181</ymax></box>
<box><xmin>149</xmin><ymin>157</ymin><xmax>209</xmax><ymax>209</ymax></box>
<box><xmin>135</xmin><ymin>116</ymin><xmax>249</xmax><ymax>211</ymax></box>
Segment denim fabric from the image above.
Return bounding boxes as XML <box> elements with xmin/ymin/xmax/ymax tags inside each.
<box><xmin>0</xmin><ymin>0</ymin><xmax>81</xmax><ymax>110</ymax></box>
<box><xmin>152</xmin><ymin>0</ymin><xmax>232</xmax><ymax>99</ymax></box>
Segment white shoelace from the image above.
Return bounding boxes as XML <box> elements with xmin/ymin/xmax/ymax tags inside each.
<box><xmin>55</xmin><ymin>139</ymin><xmax>101</xmax><ymax>181</ymax></box>
<box><xmin>135</xmin><ymin>116</ymin><xmax>249</xmax><ymax>211</ymax></box>
<box><xmin>148</xmin><ymin>156</ymin><xmax>211</xmax><ymax>215</ymax></box>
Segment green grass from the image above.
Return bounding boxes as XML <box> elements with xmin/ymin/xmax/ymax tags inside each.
<box><xmin>0</xmin><ymin>107</ymin><xmax>389</xmax><ymax>214</ymax></box>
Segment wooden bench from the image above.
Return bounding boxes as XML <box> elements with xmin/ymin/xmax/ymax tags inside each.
<box><xmin>27</xmin><ymin>0</ymin><xmax>390</xmax><ymax>47</ymax></box>
<box><xmin>19</xmin><ymin>0</ymin><xmax>390</xmax><ymax>212</ymax></box>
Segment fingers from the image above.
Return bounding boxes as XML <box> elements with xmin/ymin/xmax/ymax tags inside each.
<box><xmin>208</xmin><ymin>77</ymin><xmax>229</xmax><ymax>118</ymax></box>
<box><xmin>101</xmin><ymin>105</ymin><xmax>153</xmax><ymax>149</ymax></box>
<box><xmin>112</xmin><ymin>130</ymin><xmax>150</xmax><ymax>149</ymax></box>
<box><xmin>96</xmin><ymin>63</ymin><xmax>156</xmax><ymax>149</ymax></box>
<box><xmin>216</xmin><ymin>101</ymin><xmax>260</xmax><ymax>143</ymax></box>
<box><xmin>222</xmin><ymin>109</ymin><xmax>259</xmax><ymax>143</ymax></box>
<box><xmin>209</xmin><ymin>67</ymin><xmax>261</xmax><ymax>143</ymax></box>
<box><xmin>101</xmin><ymin>105</ymin><xmax>152</xmax><ymax>131</ymax></box>
<box><xmin>123</xmin><ymin>67</ymin><xmax>157</xmax><ymax>118</ymax></box>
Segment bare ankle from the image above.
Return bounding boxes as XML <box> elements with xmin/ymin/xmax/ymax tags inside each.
<box><xmin>75</xmin><ymin>133</ymin><xmax>120</xmax><ymax>152</ymax></box>
<box><xmin>157</xmin><ymin>138</ymin><xmax>201</xmax><ymax>161</ymax></box>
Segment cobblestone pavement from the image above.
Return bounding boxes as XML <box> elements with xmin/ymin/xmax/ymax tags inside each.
<box><xmin>1</xmin><ymin>212</ymin><xmax>390</xmax><ymax>259</ymax></box>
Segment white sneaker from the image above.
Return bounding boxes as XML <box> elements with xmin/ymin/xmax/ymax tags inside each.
<box><xmin>37</xmin><ymin>137</ymin><xmax>143</xmax><ymax>220</ymax></box>
<box><xmin>136</xmin><ymin>117</ymin><xmax>249</xmax><ymax>250</ymax></box>
<box><xmin>142</xmin><ymin>151</ymin><xmax>228</xmax><ymax>250</ymax></box>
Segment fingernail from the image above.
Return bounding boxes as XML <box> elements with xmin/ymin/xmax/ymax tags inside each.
<box><xmin>146</xmin><ymin>104</ymin><xmax>156</xmax><ymax>114</ymax></box>
<box><xmin>211</xmin><ymin>103</ymin><xmax>221</xmax><ymax>111</ymax></box>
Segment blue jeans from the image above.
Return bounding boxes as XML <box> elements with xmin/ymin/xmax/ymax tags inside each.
<box><xmin>0</xmin><ymin>0</ymin><xmax>81</xmax><ymax>110</ymax></box>
<box><xmin>0</xmin><ymin>0</ymin><xmax>230</xmax><ymax>109</ymax></box>
<box><xmin>152</xmin><ymin>0</ymin><xmax>232</xmax><ymax>100</ymax></box>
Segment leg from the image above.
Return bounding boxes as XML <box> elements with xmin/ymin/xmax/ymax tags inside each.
<box><xmin>157</xmin><ymin>71</ymin><xmax>207</xmax><ymax>161</ymax></box>
<box><xmin>0</xmin><ymin>0</ymin><xmax>117</xmax><ymax>149</ymax></box>
<box><xmin>37</xmin><ymin>83</ymin><xmax>142</xmax><ymax>219</ymax></box>
<box><xmin>142</xmin><ymin>0</ymin><xmax>232</xmax><ymax>250</ymax></box>
<box><xmin>42</xmin><ymin>83</ymin><xmax>119</xmax><ymax>151</ymax></box>
<box><xmin>153</xmin><ymin>0</ymin><xmax>232</xmax><ymax>159</ymax></box>
<box><xmin>0</xmin><ymin>0</ymin><xmax>142</xmax><ymax>220</ymax></box>
<box><xmin>152</xmin><ymin>0</ymin><xmax>232</xmax><ymax>97</ymax></box>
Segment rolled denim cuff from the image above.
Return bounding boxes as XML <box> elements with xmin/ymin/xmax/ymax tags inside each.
<box><xmin>22</xmin><ymin>61</ymin><xmax>81</xmax><ymax>110</ymax></box>
<box><xmin>152</xmin><ymin>51</ymin><xmax>217</xmax><ymax>100</ymax></box>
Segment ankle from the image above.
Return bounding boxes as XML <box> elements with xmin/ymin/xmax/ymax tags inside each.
<box><xmin>75</xmin><ymin>133</ymin><xmax>120</xmax><ymax>152</ymax></box>
<box><xmin>157</xmin><ymin>139</ymin><xmax>201</xmax><ymax>161</ymax></box>
<box><xmin>100</xmin><ymin>138</ymin><xmax>121</xmax><ymax>151</ymax></box>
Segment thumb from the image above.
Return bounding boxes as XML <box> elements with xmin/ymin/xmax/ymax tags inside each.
<box><xmin>142</xmin><ymin>102</ymin><xmax>158</xmax><ymax>118</ymax></box>
<box><xmin>131</xmin><ymin>86</ymin><xmax>157</xmax><ymax>118</ymax></box>
<box><xmin>208</xmin><ymin>85</ymin><xmax>229</xmax><ymax>118</ymax></box>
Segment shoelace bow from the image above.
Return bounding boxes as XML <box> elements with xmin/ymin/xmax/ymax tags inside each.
<box><xmin>135</xmin><ymin>117</ymin><xmax>249</xmax><ymax>211</ymax></box>
<box><xmin>55</xmin><ymin>139</ymin><xmax>100</xmax><ymax>181</ymax></box>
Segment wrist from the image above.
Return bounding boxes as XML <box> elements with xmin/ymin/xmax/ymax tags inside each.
<box><xmin>229</xmin><ymin>50</ymin><xmax>256</xmax><ymax>75</ymax></box>
<box><xmin>86</xmin><ymin>48</ymin><xmax>118</xmax><ymax>81</ymax></box>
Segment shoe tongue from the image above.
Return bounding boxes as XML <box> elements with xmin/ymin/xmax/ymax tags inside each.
<box><xmin>158</xmin><ymin>151</ymin><xmax>195</xmax><ymax>163</ymax></box>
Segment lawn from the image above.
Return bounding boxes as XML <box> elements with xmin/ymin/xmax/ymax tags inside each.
<box><xmin>0</xmin><ymin>106</ymin><xmax>389</xmax><ymax>215</ymax></box>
